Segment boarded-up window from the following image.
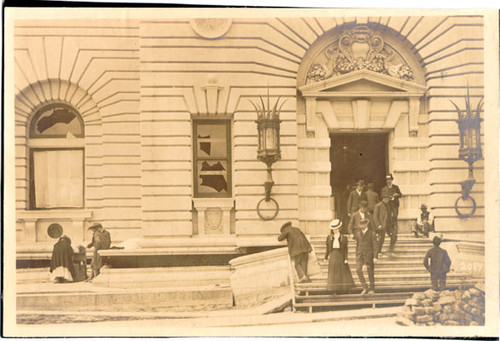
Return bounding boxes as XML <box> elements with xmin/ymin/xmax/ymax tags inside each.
<box><xmin>29</xmin><ymin>104</ymin><xmax>85</xmax><ymax>209</ymax></box>
<box><xmin>193</xmin><ymin>121</ymin><xmax>231</xmax><ymax>198</ymax></box>
<box><xmin>32</xmin><ymin>150</ymin><xmax>84</xmax><ymax>208</ymax></box>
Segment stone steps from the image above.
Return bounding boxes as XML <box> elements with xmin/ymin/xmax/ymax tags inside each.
<box><xmin>17</xmin><ymin>285</ymin><xmax>234</xmax><ymax>312</ymax></box>
<box><xmin>93</xmin><ymin>266</ymin><xmax>231</xmax><ymax>288</ymax></box>
<box><xmin>292</xmin><ymin>235</ymin><xmax>475</xmax><ymax>313</ymax></box>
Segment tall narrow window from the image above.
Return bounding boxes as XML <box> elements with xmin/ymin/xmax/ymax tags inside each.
<box><xmin>193</xmin><ymin>120</ymin><xmax>231</xmax><ymax>198</ymax></box>
<box><xmin>29</xmin><ymin>103</ymin><xmax>85</xmax><ymax>209</ymax></box>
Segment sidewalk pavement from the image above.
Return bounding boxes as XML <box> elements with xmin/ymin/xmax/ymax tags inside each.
<box><xmin>15</xmin><ymin>306</ymin><xmax>401</xmax><ymax>336</ymax></box>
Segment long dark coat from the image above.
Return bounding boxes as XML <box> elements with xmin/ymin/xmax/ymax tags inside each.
<box><xmin>373</xmin><ymin>201</ymin><xmax>392</xmax><ymax>231</ymax></box>
<box><xmin>347</xmin><ymin>190</ymin><xmax>368</xmax><ymax>214</ymax></box>
<box><xmin>381</xmin><ymin>184</ymin><xmax>403</xmax><ymax>207</ymax></box>
<box><xmin>354</xmin><ymin>229</ymin><xmax>378</xmax><ymax>261</ymax></box>
<box><xmin>50</xmin><ymin>236</ymin><xmax>76</xmax><ymax>278</ymax></box>
<box><xmin>348</xmin><ymin>210</ymin><xmax>374</xmax><ymax>234</ymax></box>
<box><xmin>278</xmin><ymin>226</ymin><xmax>312</xmax><ymax>257</ymax></box>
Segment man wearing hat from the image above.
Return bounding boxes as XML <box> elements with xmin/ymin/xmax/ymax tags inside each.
<box><xmin>278</xmin><ymin>221</ymin><xmax>313</xmax><ymax>283</ymax></box>
<box><xmin>348</xmin><ymin>200</ymin><xmax>373</xmax><ymax>239</ymax></box>
<box><xmin>381</xmin><ymin>174</ymin><xmax>403</xmax><ymax>227</ymax></box>
<box><xmin>423</xmin><ymin>234</ymin><xmax>451</xmax><ymax>291</ymax></box>
<box><xmin>381</xmin><ymin>174</ymin><xmax>402</xmax><ymax>252</ymax></box>
<box><xmin>373</xmin><ymin>195</ymin><xmax>394</xmax><ymax>255</ymax></box>
<box><xmin>86</xmin><ymin>223</ymin><xmax>111</xmax><ymax>281</ymax></box>
<box><xmin>347</xmin><ymin>180</ymin><xmax>368</xmax><ymax>219</ymax></box>
<box><xmin>354</xmin><ymin>218</ymin><xmax>378</xmax><ymax>294</ymax></box>
<box><xmin>412</xmin><ymin>204</ymin><xmax>435</xmax><ymax>238</ymax></box>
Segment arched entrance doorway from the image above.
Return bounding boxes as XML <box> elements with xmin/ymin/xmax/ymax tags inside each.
<box><xmin>296</xmin><ymin>23</ymin><xmax>428</xmax><ymax>235</ymax></box>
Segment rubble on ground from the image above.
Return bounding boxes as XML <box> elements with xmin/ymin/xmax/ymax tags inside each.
<box><xmin>396</xmin><ymin>287</ymin><xmax>485</xmax><ymax>326</ymax></box>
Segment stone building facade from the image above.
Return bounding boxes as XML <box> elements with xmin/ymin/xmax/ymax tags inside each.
<box><xmin>13</xmin><ymin>13</ymin><xmax>485</xmax><ymax>247</ymax></box>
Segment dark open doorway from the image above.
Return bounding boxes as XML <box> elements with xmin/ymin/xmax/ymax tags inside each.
<box><xmin>330</xmin><ymin>133</ymin><xmax>388</xmax><ymax>225</ymax></box>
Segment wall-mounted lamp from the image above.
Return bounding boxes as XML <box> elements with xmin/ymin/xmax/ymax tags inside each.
<box><xmin>250</xmin><ymin>89</ymin><xmax>286</xmax><ymax>220</ymax></box>
<box><xmin>451</xmin><ymin>86</ymin><xmax>483</xmax><ymax>218</ymax></box>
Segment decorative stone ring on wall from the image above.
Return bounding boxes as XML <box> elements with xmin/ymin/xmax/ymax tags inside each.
<box><xmin>250</xmin><ymin>87</ymin><xmax>286</xmax><ymax>221</ymax></box>
<box><xmin>451</xmin><ymin>86</ymin><xmax>483</xmax><ymax>218</ymax></box>
<box><xmin>190</xmin><ymin>18</ymin><xmax>232</xmax><ymax>39</ymax></box>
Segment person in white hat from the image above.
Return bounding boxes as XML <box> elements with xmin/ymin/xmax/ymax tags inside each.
<box><xmin>324</xmin><ymin>219</ymin><xmax>354</xmax><ymax>295</ymax></box>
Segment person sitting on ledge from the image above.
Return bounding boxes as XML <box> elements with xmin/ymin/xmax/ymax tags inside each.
<box><xmin>412</xmin><ymin>204</ymin><xmax>435</xmax><ymax>238</ymax></box>
<box><xmin>86</xmin><ymin>223</ymin><xmax>111</xmax><ymax>281</ymax></box>
<box><xmin>278</xmin><ymin>221</ymin><xmax>313</xmax><ymax>283</ymax></box>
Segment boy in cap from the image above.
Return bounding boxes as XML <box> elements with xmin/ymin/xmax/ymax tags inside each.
<box><xmin>354</xmin><ymin>218</ymin><xmax>378</xmax><ymax>294</ymax></box>
<box><xmin>412</xmin><ymin>204</ymin><xmax>435</xmax><ymax>238</ymax></box>
<box><xmin>278</xmin><ymin>221</ymin><xmax>313</xmax><ymax>283</ymax></box>
<box><xmin>86</xmin><ymin>223</ymin><xmax>111</xmax><ymax>281</ymax></box>
<box><xmin>423</xmin><ymin>235</ymin><xmax>451</xmax><ymax>291</ymax></box>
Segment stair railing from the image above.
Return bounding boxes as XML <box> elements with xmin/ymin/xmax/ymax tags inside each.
<box><xmin>287</xmin><ymin>253</ymin><xmax>297</xmax><ymax>312</ymax></box>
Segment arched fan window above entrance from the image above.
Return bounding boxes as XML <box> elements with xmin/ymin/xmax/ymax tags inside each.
<box><xmin>28</xmin><ymin>103</ymin><xmax>85</xmax><ymax>209</ymax></box>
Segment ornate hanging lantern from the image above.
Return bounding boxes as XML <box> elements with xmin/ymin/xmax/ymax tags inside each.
<box><xmin>250</xmin><ymin>88</ymin><xmax>286</xmax><ymax>220</ymax></box>
<box><xmin>451</xmin><ymin>86</ymin><xmax>483</xmax><ymax>218</ymax></box>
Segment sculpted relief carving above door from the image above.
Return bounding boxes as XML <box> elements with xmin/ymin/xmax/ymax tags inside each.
<box><xmin>305</xmin><ymin>25</ymin><xmax>418</xmax><ymax>85</ymax></box>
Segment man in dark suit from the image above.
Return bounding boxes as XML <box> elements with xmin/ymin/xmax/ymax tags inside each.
<box><xmin>373</xmin><ymin>194</ymin><xmax>395</xmax><ymax>255</ymax></box>
<box><xmin>354</xmin><ymin>219</ymin><xmax>378</xmax><ymax>294</ymax></box>
<box><xmin>348</xmin><ymin>200</ymin><xmax>373</xmax><ymax>238</ymax></box>
<box><xmin>381</xmin><ymin>173</ymin><xmax>402</xmax><ymax>253</ymax></box>
<box><xmin>381</xmin><ymin>173</ymin><xmax>402</xmax><ymax>228</ymax></box>
<box><xmin>347</xmin><ymin>180</ymin><xmax>368</xmax><ymax>217</ymax></box>
<box><xmin>278</xmin><ymin>221</ymin><xmax>313</xmax><ymax>283</ymax></box>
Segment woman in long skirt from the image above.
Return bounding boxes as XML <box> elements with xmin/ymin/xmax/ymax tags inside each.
<box><xmin>325</xmin><ymin>219</ymin><xmax>355</xmax><ymax>294</ymax></box>
<box><xmin>50</xmin><ymin>235</ymin><xmax>76</xmax><ymax>283</ymax></box>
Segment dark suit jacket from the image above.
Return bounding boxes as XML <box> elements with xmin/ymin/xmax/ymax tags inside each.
<box><xmin>347</xmin><ymin>190</ymin><xmax>368</xmax><ymax>214</ymax></box>
<box><xmin>373</xmin><ymin>201</ymin><xmax>392</xmax><ymax>231</ymax></box>
<box><xmin>366</xmin><ymin>190</ymin><xmax>379</xmax><ymax>211</ymax></box>
<box><xmin>424</xmin><ymin>246</ymin><xmax>452</xmax><ymax>274</ymax></box>
<box><xmin>324</xmin><ymin>234</ymin><xmax>348</xmax><ymax>261</ymax></box>
<box><xmin>278</xmin><ymin>226</ymin><xmax>312</xmax><ymax>257</ymax></box>
<box><xmin>381</xmin><ymin>184</ymin><xmax>403</xmax><ymax>207</ymax></box>
<box><xmin>347</xmin><ymin>210</ymin><xmax>374</xmax><ymax>234</ymax></box>
<box><xmin>354</xmin><ymin>229</ymin><xmax>378</xmax><ymax>260</ymax></box>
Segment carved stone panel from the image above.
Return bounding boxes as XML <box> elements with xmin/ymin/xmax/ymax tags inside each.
<box><xmin>306</xmin><ymin>25</ymin><xmax>415</xmax><ymax>85</ymax></box>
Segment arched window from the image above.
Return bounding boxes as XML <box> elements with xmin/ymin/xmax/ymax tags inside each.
<box><xmin>28</xmin><ymin>103</ymin><xmax>85</xmax><ymax>209</ymax></box>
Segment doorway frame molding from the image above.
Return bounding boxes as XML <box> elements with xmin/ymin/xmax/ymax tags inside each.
<box><xmin>298</xmin><ymin>69</ymin><xmax>427</xmax><ymax>136</ymax></box>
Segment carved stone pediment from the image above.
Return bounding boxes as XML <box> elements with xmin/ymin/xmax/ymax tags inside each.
<box><xmin>299</xmin><ymin>69</ymin><xmax>427</xmax><ymax>99</ymax></box>
<box><xmin>305</xmin><ymin>25</ymin><xmax>417</xmax><ymax>85</ymax></box>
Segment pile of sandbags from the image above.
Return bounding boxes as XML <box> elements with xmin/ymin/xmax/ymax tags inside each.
<box><xmin>396</xmin><ymin>287</ymin><xmax>485</xmax><ymax>326</ymax></box>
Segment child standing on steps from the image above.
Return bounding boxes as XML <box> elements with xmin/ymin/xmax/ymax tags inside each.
<box><xmin>423</xmin><ymin>235</ymin><xmax>452</xmax><ymax>291</ymax></box>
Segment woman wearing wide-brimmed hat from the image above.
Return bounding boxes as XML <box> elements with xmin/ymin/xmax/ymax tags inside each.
<box><xmin>324</xmin><ymin>219</ymin><xmax>355</xmax><ymax>294</ymax></box>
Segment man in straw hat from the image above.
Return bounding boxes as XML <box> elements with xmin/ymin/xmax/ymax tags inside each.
<box><xmin>354</xmin><ymin>218</ymin><xmax>378</xmax><ymax>294</ymax></box>
<box><xmin>412</xmin><ymin>204</ymin><xmax>435</xmax><ymax>238</ymax></box>
<box><xmin>278</xmin><ymin>221</ymin><xmax>313</xmax><ymax>283</ymax></box>
<box><xmin>86</xmin><ymin>223</ymin><xmax>111</xmax><ymax>281</ymax></box>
